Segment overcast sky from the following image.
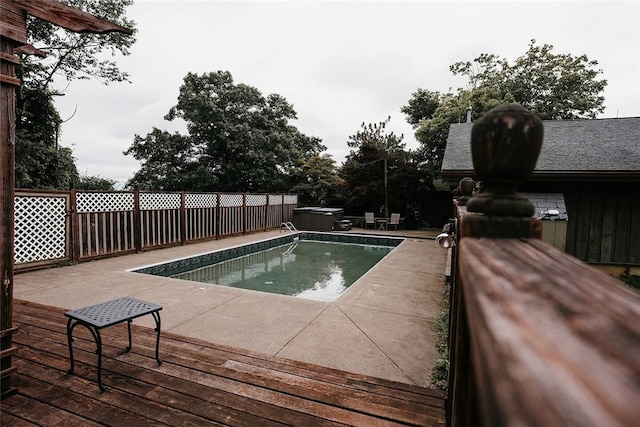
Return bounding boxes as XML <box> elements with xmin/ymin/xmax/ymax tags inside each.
<box><xmin>51</xmin><ymin>0</ymin><xmax>640</xmax><ymax>187</ymax></box>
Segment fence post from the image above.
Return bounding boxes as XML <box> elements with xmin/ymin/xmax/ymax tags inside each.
<box><xmin>180</xmin><ymin>192</ymin><xmax>187</xmax><ymax>245</ymax></box>
<box><xmin>133</xmin><ymin>190</ymin><xmax>142</xmax><ymax>253</ymax></box>
<box><xmin>0</xmin><ymin>37</ymin><xmax>18</xmax><ymax>397</ymax></box>
<box><xmin>281</xmin><ymin>194</ymin><xmax>285</xmax><ymax>224</ymax></box>
<box><xmin>263</xmin><ymin>194</ymin><xmax>269</xmax><ymax>231</ymax></box>
<box><xmin>215</xmin><ymin>193</ymin><xmax>221</xmax><ymax>240</ymax></box>
<box><xmin>69</xmin><ymin>189</ymin><xmax>79</xmax><ymax>263</ymax></box>
<box><xmin>242</xmin><ymin>193</ymin><xmax>247</xmax><ymax>235</ymax></box>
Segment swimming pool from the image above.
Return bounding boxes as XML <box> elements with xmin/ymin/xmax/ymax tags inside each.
<box><xmin>132</xmin><ymin>233</ymin><xmax>403</xmax><ymax>302</ymax></box>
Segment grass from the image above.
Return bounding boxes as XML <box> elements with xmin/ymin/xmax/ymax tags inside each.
<box><xmin>619</xmin><ymin>268</ymin><xmax>640</xmax><ymax>293</ymax></box>
<box><xmin>430</xmin><ymin>282</ymin><xmax>450</xmax><ymax>390</ymax></box>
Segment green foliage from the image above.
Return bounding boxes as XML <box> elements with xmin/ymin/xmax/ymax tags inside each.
<box><xmin>619</xmin><ymin>268</ymin><xmax>640</xmax><ymax>293</ymax></box>
<box><xmin>126</xmin><ymin>71</ymin><xmax>326</xmax><ymax>192</ymax></box>
<box><xmin>400</xmin><ymin>88</ymin><xmax>441</xmax><ymax>127</ymax></box>
<box><xmin>22</xmin><ymin>0</ymin><xmax>136</xmax><ymax>89</ymax></box>
<box><xmin>16</xmin><ymin>85</ymin><xmax>79</xmax><ymax>189</ymax></box>
<box><xmin>403</xmin><ymin>40</ymin><xmax>607</xmax><ymax>180</ymax></box>
<box><xmin>75</xmin><ymin>175</ymin><xmax>116</xmax><ymax>190</ymax></box>
<box><xmin>341</xmin><ymin>117</ymin><xmax>433</xmax><ymax>218</ymax></box>
<box><xmin>290</xmin><ymin>155</ymin><xmax>344</xmax><ymax>206</ymax></box>
<box><xmin>431</xmin><ymin>283</ymin><xmax>450</xmax><ymax>390</ymax></box>
<box><xmin>449</xmin><ymin>40</ymin><xmax>607</xmax><ymax>120</ymax></box>
<box><xmin>15</xmin><ymin>141</ymin><xmax>79</xmax><ymax>190</ymax></box>
<box><xmin>15</xmin><ymin>0</ymin><xmax>136</xmax><ymax>189</ymax></box>
<box><xmin>123</xmin><ymin>128</ymin><xmax>206</xmax><ymax>191</ymax></box>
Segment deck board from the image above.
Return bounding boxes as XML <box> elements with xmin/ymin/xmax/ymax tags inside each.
<box><xmin>2</xmin><ymin>300</ymin><xmax>446</xmax><ymax>426</ymax></box>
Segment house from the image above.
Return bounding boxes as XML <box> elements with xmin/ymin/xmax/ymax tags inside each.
<box><xmin>441</xmin><ymin>116</ymin><xmax>640</xmax><ymax>266</ymax></box>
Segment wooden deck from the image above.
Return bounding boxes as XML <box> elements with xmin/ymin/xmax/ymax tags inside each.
<box><xmin>1</xmin><ymin>300</ymin><xmax>445</xmax><ymax>426</ymax></box>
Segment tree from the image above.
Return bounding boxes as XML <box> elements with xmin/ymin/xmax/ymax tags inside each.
<box><xmin>290</xmin><ymin>155</ymin><xmax>344</xmax><ymax>206</ymax></box>
<box><xmin>16</xmin><ymin>0</ymin><xmax>136</xmax><ymax>189</ymax></box>
<box><xmin>403</xmin><ymin>40</ymin><xmax>607</xmax><ymax>181</ymax></box>
<box><xmin>20</xmin><ymin>0</ymin><xmax>136</xmax><ymax>90</ymax></box>
<box><xmin>401</xmin><ymin>88</ymin><xmax>441</xmax><ymax>126</ymax></box>
<box><xmin>341</xmin><ymin>117</ymin><xmax>430</xmax><ymax>219</ymax></box>
<box><xmin>126</xmin><ymin>71</ymin><xmax>326</xmax><ymax>192</ymax></box>
<box><xmin>15</xmin><ymin>85</ymin><xmax>79</xmax><ymax>189</ymax></box>
<box><xmin>449</xmin><ymin>41</ymin><xmax>607</xmax><ymax>119</ymax></box>
<box><xmin>124</xmin><ymin>128</ymin><xmax>208</xmax><ymax>191</ymax></box>
<box><xmin>75</xmin><ymin>175</ymin><xmax>117</xmax><ymax>191</ymax></box>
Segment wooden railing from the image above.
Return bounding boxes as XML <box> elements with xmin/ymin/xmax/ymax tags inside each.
<box><xmin>445</xmin><ymin>105</ymin><xmax>640</xmax><ymax>426</ymax></box>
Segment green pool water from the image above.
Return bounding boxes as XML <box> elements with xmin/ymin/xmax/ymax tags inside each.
<box><xmin>170</xmin><ymin>240</ymin><xmax>394</xmax><ymax>301</ymax></box>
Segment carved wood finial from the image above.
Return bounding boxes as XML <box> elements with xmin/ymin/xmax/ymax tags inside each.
<box><xmin>466</xmin><ymin>104</ymin><xmax>543</xmax><ymax>217</ymax></box>
<box><xmin>456</xmin><ymin>177</ymin><xmax>475</xmax><ymax>206</ymax></box>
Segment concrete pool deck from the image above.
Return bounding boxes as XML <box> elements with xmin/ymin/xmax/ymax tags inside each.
<box><xmin>13</xmin><ymin>228</ymin><xmax>448</xmax><ymax>388</ymax></box>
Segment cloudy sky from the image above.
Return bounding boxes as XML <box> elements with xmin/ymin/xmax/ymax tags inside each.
<box><xmin>51</xmin><ymin>0</ymin><xmax>640</xmax><ymax>187</ymax></box>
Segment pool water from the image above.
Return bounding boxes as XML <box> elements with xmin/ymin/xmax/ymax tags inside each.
<box><xmin>169</xmin><ymin>240</ymin><xmax>394</xmax><ymax>301</ymax></box>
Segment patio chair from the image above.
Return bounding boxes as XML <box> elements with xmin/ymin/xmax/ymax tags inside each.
<box><xmin>389</xmin><ymin>213</ymin><xmax>400</xmax><ymax>230</ymax></box>
<box><xmin>364</xmin><ymin>212</ymin><xmax>375</xmax><ymax>229</ymax></box>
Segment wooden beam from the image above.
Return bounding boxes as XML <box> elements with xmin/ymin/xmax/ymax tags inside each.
<box><xmin>14</xmin><ymin>0</ymin><xmax>133</xmax><ymax>35</ymax></box>
<box><xmin>0</xmin><ymin>2</ymin><xmax>27</xmax><ymax>44</ymax></box>
<box><xmin>0</xmin><ymin>327</ymin><xmax>19</xmax><ymax>338</ymax></box>
<box><xmin>0</xmin><ymin>74</ymin><xmax>21</xmax><ymax>87</ymax></box>
<box><xmin>14</xmin><ymin>44</ymin><xmax>47</xmax><ymax>58</ymax></box>
<box><xmin>0</xmin><ymin>52</ymin><xmax>21</xmax><ymax>65</ymax></box>
<box><xmin>1</xmin><ymin>37</ymin><xmax>18</xmax><ymax>397</ymax></box>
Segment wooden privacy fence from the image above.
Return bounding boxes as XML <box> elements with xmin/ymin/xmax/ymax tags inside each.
<box><xmin>14</xmin><ymin>189</ymin><xmax>297</xmax><ymax>270</ymax></box>
<box><xmin>445</xmin><ymin>105</ymin><xmax>640</xmax><ymax>426</ymax></box>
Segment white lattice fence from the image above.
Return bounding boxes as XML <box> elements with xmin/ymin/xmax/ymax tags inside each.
<box><xmin>76</xmin><ymin>191</ymin><xmax>134</xmax><ymax>213</ymax></box>
<box><xmin>219</xmin><ymin>206</ymin><xmax>243</xmax><ymax>236</ymax></box>
<box><xmin>220</xmin><ymin>193</ymin><xmax>243</xmax><ymax>207</ymax></box>
<box><xmin>139</xmin><ymin>192</ymin><xmax>181</xmax><ymax>210</ymax></box>
<box><xmin>266</xmin><ymin>194</ymin><xmax>283</xmax><ymax>228</ymax></box>
<box><xmin>245</xmin><ymin>194</ymin><xmax>266</xmax><ymax>232</ymax></box>
<box><xmin>15</xmin><ymin>190</ymin><xmax>296</xmax><ymax>268</ymax></box>
<box><xmin>185</xmin><ymin>193</ymin><xmax>218</xmax><ymax>241</ymax></box>
<box><xmin>245</xmin><ymin>205</ymin><xmax>265</xmax><ymax>232</ymax></box>
<box><xmin>14</xmin><ymin>194</ymin><xmax>69</xmax><ymax>265</ymax></box>
<box><xmin>75</xmin><ymin>192</ymin><xmax>135</xmax><ymax>259</ymax></box>
<box><xmin>283</xmin><ymin>194</ymin><xmax>298</xmax><ymax>205</ymax></box>
<box><xmin>139</xmin><ymin>193</ymin><xmax>181</xmax><ymax>249</ymax></box>
<box><xmin>219</xmin><ymin>194</ymin><xmax>244</xmax><ymax>236</ymax></box>
<box><xmin>266</xmin><ymin>205</ymin><xmax>283</xmax><ymax>228</ymax></box>
<box><xmin>282</xmin><ymin>194</ymin><xmax>298</xmax><ymax>223</ymax></box>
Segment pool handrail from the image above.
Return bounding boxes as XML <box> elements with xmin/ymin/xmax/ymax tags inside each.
<box><xmin>280</xmin><ymin>222</ymin><xmax>298</xmax><ymax>233</ymax></box>
<box><xmin>281</xmin><ymin>241</ymin><xmax>298</xmax><ymax>255</ymax></box>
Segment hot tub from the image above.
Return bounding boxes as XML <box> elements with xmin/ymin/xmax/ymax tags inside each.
<box><xmin>292</xmin><ymin>207</ymin><xmax>346</xmax><ymax>231</ymax></box>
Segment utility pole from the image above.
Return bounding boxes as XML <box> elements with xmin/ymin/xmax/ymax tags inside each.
<box><xmin>384</xmin><ymin>156</ymin><xmax>389</xmax><ymax>219</ymax></box>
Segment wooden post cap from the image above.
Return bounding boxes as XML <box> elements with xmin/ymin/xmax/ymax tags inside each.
<box><xmin>466</xmin><ymin>104</ymin><xmax>543</xmax><ymax>217</ymax></box>
<box><xmin>457</xmin><ymin>177</ymin><xmax>475</xmax><ymax>206</ymax></box>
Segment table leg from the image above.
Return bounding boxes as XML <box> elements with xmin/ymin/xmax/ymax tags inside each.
<box><xmin>67</xmin><ymin>320</ymin><xmax>105</xmax><ymax>392</ymax></box>
<box><xmin>152</xmin><ymin>311</ymin><xmax>162</xmax><ymax>365</ymax></box>
<box><xmin>126</xmin><ymin>319</ymin><xmax>132</xmax><ymax>352</ymax></box>
<box><xmin>94</xmin><ymin>328</ymin><xmax>104</xmax><ymax>392</ymax></box>
<box><xmin>66</xmin><ymin>318</ymin><xmax>75</xmax><ymax>374</ymax></box>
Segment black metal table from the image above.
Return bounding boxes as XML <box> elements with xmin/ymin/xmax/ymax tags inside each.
<box><xmin>65</xmin><ymin>296</ymin><xmax>162</xmax><ymax>392</ymax></box>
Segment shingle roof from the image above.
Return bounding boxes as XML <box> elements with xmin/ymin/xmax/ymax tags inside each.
<box><xmin>522</xmin><ymin>193</ymin><xmax>568</xmax><ymax>221</ymax></box>
<box><xmin>441</xmin><ymin>117</ymin><xmax>640</xmax><ymax>179</ymax></box>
